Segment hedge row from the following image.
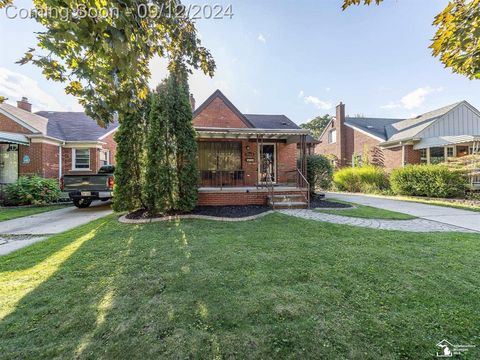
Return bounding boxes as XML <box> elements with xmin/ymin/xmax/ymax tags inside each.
<box><xmin>332</xmin><ymin>164</ymin><xmax>468</xmax><ymax>198</ymax></box>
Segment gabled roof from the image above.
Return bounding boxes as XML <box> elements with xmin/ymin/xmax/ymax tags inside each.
<box><xmin>36</xmin><ymin>111</ymin><xmax>119</xmax><ymax>141</ymax></box>
<box><xmin>345</xmin><ymin>117</ymin><xmax>402</xmax><ymax>141</ymax></box>
<box><xmin>0</xmin><ymin>102</ymin><xmax>48</xmax><ymax>134</ymax></box>
<box><xmin>244</xmin><ymin>114</ymin><xmax>299</xmax><ymax>130</ymax></box>
<box><xmin>383</xmin><ymin>102</ymin><xmax>463</xmax><ymax>144</ymax></box>
<box><xmin>193</xmin><ymin>89</ymin><xmax>254</xmax><ymax>127</ymax></box>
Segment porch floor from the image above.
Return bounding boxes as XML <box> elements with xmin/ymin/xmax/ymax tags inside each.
<box><xmin>199</xmin><ymin>186</ymin><xmax>308</xmax><ymax>193</ymax></box>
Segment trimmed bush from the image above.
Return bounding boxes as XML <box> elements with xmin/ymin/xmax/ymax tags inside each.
<box><xmin>390</xmin><ymin>164</ymin><xmax>468</xmax><ymax>198</ymax></box>
<box><xmin>305</xmin><ymin>154</ymin><xmax>333</xmax><ymax>194</ymax></box>
<box><xmin>5</xmin><ymin>176</ymin><xmax>61</xmax><ymax>205</ymax></box>
<box><xmin>333</xmin><ymin>166</ymin><xmax>389</xmax><ymax>193</ymax></box>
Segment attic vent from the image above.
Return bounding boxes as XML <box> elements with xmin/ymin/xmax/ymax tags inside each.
<box><xmin>281</xmin><ymin>121</ymin><xmax>287</xmax><ymax>125</ymax></box>
<box><xmin>366</xmin><ymin>125</ymin><xmax>373</xmax><ymax>129</ymax></box>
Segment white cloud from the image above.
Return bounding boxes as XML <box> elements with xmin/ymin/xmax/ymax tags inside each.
<box><xmin>303</xmin><ymin>95</ymin><xmax>332</xmax><ymax>110</ymax></box>
<box><xmin>298</xmin><ymin>90</ymin><xmax>304</xmax><ymax>98</ymax></box>
<box><xmin>257</xmin><ymin>34</ymin><xmax>266</xmax><ymax>43</ymax></box>
<box><xmin>0</xmin><ymin>67</ymin><xmax>70</xmax><ymax>111</ymax></box>
<box><xmin>381</xmin><ymin>86</ymin><xmax>444</xmax><ymax>110</ymax></box>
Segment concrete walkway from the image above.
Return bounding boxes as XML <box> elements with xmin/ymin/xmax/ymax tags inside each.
<box><xmin>325</xmin><ymin>192</ymin><xmax>480</xmax><ymax>232</ymax></box>
<box><xmin>0</xmin><ymin>201</ymin><xmax>113</xmax><ymax>255</ymax></box>
<box><xmin>279</xmin><ymin>209</ymin><xmax>473</xmax><ymax>233</ymax></box>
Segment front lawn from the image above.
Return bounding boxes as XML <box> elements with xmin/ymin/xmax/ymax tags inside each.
<box><xmin>0</xmin><ymin>204</ymin><xmax>69</xmax><ymax>222</ymax></box>
<box><xmin>0</xmin><ymin>214</ymin><xmax>478</xmax><ymax>359</ymax></box>
<box><xmin>316</xmin><ymin>199</ymin><xmax>416</xmax><ymax>220</ymax></box>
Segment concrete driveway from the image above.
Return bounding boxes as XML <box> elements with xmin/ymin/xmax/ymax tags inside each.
<box><xmin>326</xmin><ymin>192</ymin><xmax>480</xmax><ymax>232</ymax></box>
<box><xmin>0</xmin><ymin>201</ymin><xmax>113</xmax><ymax>255</ymax></box>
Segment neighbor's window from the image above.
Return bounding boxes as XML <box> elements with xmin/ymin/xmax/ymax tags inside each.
<box><xmin>420</xmin><ymin>149</ymin><xmax>428</xmax><ymax>164</ymax></box>
<box><xmin>328</xmin><ymin>129</ymin><xmax>337</xmax><ymax>144</ymax></box>
<box><xmin>100</xmin><ymin>149</ymin><xmax>110</xmax><ymax>166</ymax></box>
<box><xmin>446</xmin><ymin>147</ymin><xmax>454</xmax><ymax>158</ymax></box>
<box><xmin>429</xmin><ymin>147</ymin><xmax>445</xmax><ymax>164</ymax></box>
<box><xmin>198</xmin><ymin>142</ymin><xmax>242</xmax><ymax>171</ymax></box>
<box><xmin>73</xmin><ymin>148</ymin><xmax>90</xmax><ymax>169</ymax></box>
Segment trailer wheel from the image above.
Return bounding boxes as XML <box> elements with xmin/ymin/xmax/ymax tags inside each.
<box><xmin>73</xmin><ymin>199</ymin><xmax>92</xmax><ymax>208</ymax></box>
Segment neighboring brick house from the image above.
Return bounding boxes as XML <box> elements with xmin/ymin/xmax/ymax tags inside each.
<box><xmin>0</xmin><ymin>97</ymin><xmax>117</xmax><ymax>184</ymax></box>
<box><xmin>193</xmin><ymin>90</ymin><xmax>312</xmax><ymax>207</ymax></box>
<box><xmin>316</xmin><ymin>101</ymin><xmax>480</xmax><ymax>171</ymax></box>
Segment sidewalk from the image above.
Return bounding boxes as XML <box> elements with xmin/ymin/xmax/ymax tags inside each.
<box><xmin>326</xmin><ymin>192</ymin><xmax>480</xmax><ymax>232</ymax></box>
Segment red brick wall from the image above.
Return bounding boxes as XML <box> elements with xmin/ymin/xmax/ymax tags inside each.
<box><xmin>102</xmin><ymin>132</ymin><xmax>117</xmax><ymax>166</ymax></box>
<box><xmin>198</xmin><ymin>190</ymin><xmax>305</xmax><ymax>206</ymax></box>
<box><xmin>193</xmin><ymin>97</ymin><xmax>250</xmax><ymax>128</ymax></box>
<box><xmin>62</xmin><ymin>147</ymin><xmax>99</xmax><ymax>176</ymax></box>
<box><xmin>0</xmin><ymin>113</ymin><xmax>33</xmax><ymax>134</ymax></box>
<box><xmin>18</xmin><ymin>142</ymin><xmax>59</xmax><ymax>178</ymax></box>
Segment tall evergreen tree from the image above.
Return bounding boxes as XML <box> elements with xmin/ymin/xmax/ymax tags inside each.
<box><xmin>169</xmin><ymin>68</ymin><xmax>199</xmax><ymax>211</ymax></box>
<box><xmin>144</xmin><ymin>82</ymin><xmax>175</xmax><ymax>214</ymax></box>
<box><xmin>112</xmin><ymin>105</ymin><xmax>147</xmax><ymax>212</ymax></box>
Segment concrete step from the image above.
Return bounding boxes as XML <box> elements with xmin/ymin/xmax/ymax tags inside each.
<box><xmin>268</xmin><ymin>194</ymin><xmax>307</xmax><ymax>202</ymax></box>
<box><xmin>269</xmin><ymin>201</ymin><xmax>308</xmax><ymax>209</ymax></box>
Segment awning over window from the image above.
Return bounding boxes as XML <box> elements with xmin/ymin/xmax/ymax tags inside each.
<box><xmin>413</xmin><ymin>135</ymin><xmax>480</xmax><ymax>150</ymax></box>
<box><xmin>0</xmin><ymin>131</ymin><xmax>29</xmax><ymax>145</ymax></box>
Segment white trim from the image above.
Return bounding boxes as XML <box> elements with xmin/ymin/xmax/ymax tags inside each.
<box><xmin>318</xmin><ymin>118</ymin><xmax>335</xmax><ymax>140</ymax></box>
<box><xmin>72</xmin><ymin>148</ymin><xmax>91</xmax><ymax>170</ymax></box>
<box><xmin>344</xmin><ymin>122</ymin><xmax>385</xmax><ymax>142</ymax></box>
<box><xmin>64</xmin><ymin>141</ymin><xmax>105</xmax><ymax>149</ymax></box>
<box><xmin>30</xmin><ymin>137</ymin><xmax>62</xmax><ymax>146</ymax></box>
<box><xmin>98</xmin><ymin>126</ymin><xmax>119</xmax><ymax>140</ymax></box>
<box><xmin>0</xmin><ymin>107</ymin><xmax>40</xmax><ymax>133</ymax></box>
<box><xmin>257</xmin><ymin>142</ymin><xmax>277</xmax><ymax>184</ymax></box>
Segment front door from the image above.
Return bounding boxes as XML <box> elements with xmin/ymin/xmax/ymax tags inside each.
<box><xmin>258</xmin><ymin>143</ymin><xmax>276</xmax><ymax>183</ymax></box>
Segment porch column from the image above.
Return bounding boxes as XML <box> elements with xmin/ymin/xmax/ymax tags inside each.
<box><xmin>426</xmin><ymin>147</ymin><xmax>431</xmax><ymax>164</ymax></box>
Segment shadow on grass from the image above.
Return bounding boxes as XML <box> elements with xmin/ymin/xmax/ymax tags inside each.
<box><xmin>0</xmin><ymin>213</ymin><xmax>479</xmax><ymax>359</ymax></box>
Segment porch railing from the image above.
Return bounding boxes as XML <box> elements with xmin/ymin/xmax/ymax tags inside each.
<box><xmin>296</xmin><ymin>168</ymin><xmax>310</xmax><ymax>208</ymax></box>
<box><xmin>199</xmin><ymin>170</ymin><xmax>245</xmax><ymax>188</ymax></box>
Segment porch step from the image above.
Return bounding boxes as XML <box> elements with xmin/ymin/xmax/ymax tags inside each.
<box><xmin>268</xmin><ymin>194</ymin><xmax>306</xmax><ymax>202</ymax></box>
<box><xmin>269</xmin><ymin>201</ymin><xmax>308</xmax><ymax>209</ymax></box>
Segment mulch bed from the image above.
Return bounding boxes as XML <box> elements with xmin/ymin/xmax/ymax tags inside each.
<box><xmin>126</xmin><ymin>205</ymin><xmax>272</xmax><ymax>220</ymax></box>
<box><xmin>310</xmin><ymin>194</ymin><xmax>352</xmax><ymax>209</ymax></box>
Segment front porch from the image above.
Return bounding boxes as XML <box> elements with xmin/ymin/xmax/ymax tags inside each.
<box><xmin>196</xmin><ymin>127</ymin><xmax>311</xmax><ymax>207</ymax></box>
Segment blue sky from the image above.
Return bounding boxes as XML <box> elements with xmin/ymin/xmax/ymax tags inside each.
<box><xmin>0</xmin><ymin>0</ymin><xmax>479</xmax><ymax>125</ymax></box>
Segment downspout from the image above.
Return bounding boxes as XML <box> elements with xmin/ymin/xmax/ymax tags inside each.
<box><xmin>401</xmin><ymin>143</ymin><xmax>405</xmax><ymax>167</ymax></box>
<box><xmin>58</xmin><ymin>142</ymin><xmax>65</xmax><ymax>179</ymax></box>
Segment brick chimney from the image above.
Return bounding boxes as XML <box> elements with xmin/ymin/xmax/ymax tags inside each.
<box><xmin>336</xmin><ymin>102</ymin><xmax>346</xmax><ymax>166</ymax></box>
<box><xmin>17</xmin><ymin>97</ymin><xmax>32</xmax><ymax>112</ymax></box>
<box><xmin>189</xmin><ymin>93</ymin><xmax>196</xmax><ymax>112</ymax></box>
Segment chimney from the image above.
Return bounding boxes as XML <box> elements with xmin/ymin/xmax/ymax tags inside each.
<box><xmin>336</xmin><ymin>102</ymin><xmax>346</xmax><ymax>166</ymax></box>
<box><xmin>336</xmin><ymin>101</ymin><xmax>345</xmax><ymax>124</ymax></box>
<box><xmin>17</xmin><ymin>97</ymin><xmax>32</xmax><ymax>112</ymax></box>
<box><xmin>189</xmin><ymin>93</ymin><xmax>196</xmax><ymax>112</ymax></box>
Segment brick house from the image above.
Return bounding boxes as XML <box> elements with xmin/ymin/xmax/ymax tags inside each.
<box><xmin>1</xmin><ymin>91</ymin><xmax>313</xmax><ymax>207</ymax></box>
<box><xmin>193</xmin><ymin>90</ymin><xmax>312</xmax><ymax>207</ymax></box>
<box><xmin>0</xmin><ymin>97</ymin><xmax>117</xmax><ymax>184</ymax></box>
<box><xmin>316</xmin><ymin>101</ymin><xmax>480</xmax><ymax>171</ymax></box>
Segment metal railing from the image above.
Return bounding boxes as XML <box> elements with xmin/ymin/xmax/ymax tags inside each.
<box><xmin>296</xmin><ymin>168</ymin><xmax>310</xmax><ymax>208</ymax></box>
<box><xmin>265</xmin><ymin>167</ymin><xmax>275</xmax><ymax>209</ymax></box>
<box><xmin>199</xmin><ymin>170</ymin><xmax>245</xmax><ymax>188</ymax></box>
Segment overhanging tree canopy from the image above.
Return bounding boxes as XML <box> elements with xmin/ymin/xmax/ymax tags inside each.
<box><xmin>1</xmin><ymin>0</ymin><xmax>215</xmax><ymax>126</ymax></box>
<box><xmin>343</xmin><ymin>0</ymin><xmax>480</xmax><ymax>80</ymax></box>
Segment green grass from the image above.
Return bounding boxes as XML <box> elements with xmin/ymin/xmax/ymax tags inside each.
<box><xmin>316</xmin><ymin>199</ymin><xmax>416</xmax><ymax>220</ymax></box>
<box><xmin>1</xmin><ymin>214</ymin><xmax>479</xmax><ymax>359</ymax></box>
<box><xmin>0</xmin><ymin>204</ymin><xmax>70</xmax><ymax>222</ymax></box>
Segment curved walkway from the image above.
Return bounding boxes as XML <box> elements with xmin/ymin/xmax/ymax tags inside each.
<box><xmin>279</xmin><ymin>209</ymin><xmax>475</xmax><ymax>233</ymax></box>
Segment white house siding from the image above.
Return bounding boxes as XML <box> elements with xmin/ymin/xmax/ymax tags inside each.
<box><xmin>420</xmin><ymin>102</ymin><xmax>480</xmax><ymax>138</ymax></box>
